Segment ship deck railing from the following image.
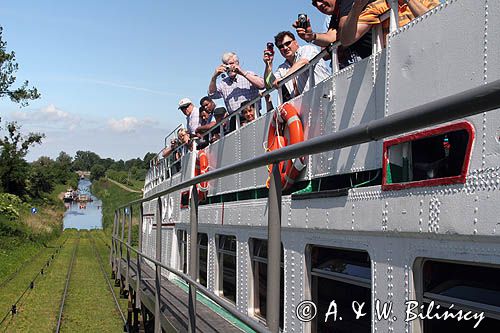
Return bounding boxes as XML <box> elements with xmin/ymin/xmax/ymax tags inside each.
<box><xmin>113</xmin><ymin>76</ymin><xmax>500</xmax><ymax>332</ymax></box>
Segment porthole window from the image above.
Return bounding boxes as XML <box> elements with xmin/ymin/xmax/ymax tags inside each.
<box><xmin>383</xmin><ymin>122</ymin><xmax>474</xmax><ymax>190</ymax></box>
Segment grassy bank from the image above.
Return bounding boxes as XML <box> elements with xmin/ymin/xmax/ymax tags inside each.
<box><xmin>91</xmin><ymin>178</ymin><xmax>142</xmax><ymax>244</ymax></box>
<box><xmin>0</xmin><ymin>183</ymin><xmax>69</xmax><ymax>282</ymax></box>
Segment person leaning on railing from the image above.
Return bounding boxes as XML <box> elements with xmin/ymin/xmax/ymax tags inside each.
<box><xmin>195</xmin><ymin>96</ymin><xmax>217</xmax><ymax>148</ymax></box>
<box><xmin>209</xmin><ymin>107</ymin><xmax>229</xmax><ymax>144</ymax></box>
<box><xmin>295</xmin><ymin>0</ymin><xmax>374</xmax><ymax>69</ymax></box>
<box><xmin>263</xmin><ymin>31</ymin><xmax>330</xmax><ymax>101</ymax></box>
<box><xmin>341</xmin><ymin>0</ymin><xmax>441</xmax><ymax>47</ymax></box>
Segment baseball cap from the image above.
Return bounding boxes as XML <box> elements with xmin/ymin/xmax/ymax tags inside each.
<box><xmin>178</xmin><ymin>98</ymin><xmax>192</xmax><ymax>109</ymax></box>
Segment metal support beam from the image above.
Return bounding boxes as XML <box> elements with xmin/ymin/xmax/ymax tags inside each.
<box><xmin>126</xmin><ymin>206</ymin><xmax>133</xmax><ymax>292</ymax></box>
<box><xmin>110</xmin><ymin>210</ymin><xmax>118</xmax><ymax>272</ymax></box>
<box><xmin>116</xmin><ymin>210</ymin><xmax>123</xmax><ymax>280</ymax></box>
<box><xmin>136</xmin><ymin>204</ymin><xmax>144</xmax><ymax>310</ymax></box>
<box><xmin>188</xmin><ymin>186</ymin><xmax>199</xmax><ymax>333</ymax></box>
<box><xmin>266</xmin><ymin>165</ymin><xmax>282</xmax><ymax>332</ymax></box>
<box><xmin>154</xmin><ymin>197</ymin><xmax>163</xmax><ymax>333</ymax></box>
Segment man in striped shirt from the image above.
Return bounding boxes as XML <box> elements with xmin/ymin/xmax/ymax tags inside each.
<box><xmin>341</xmin><ymin>0</ymin><xmax>441</xmax><ymax>47</ymax></box>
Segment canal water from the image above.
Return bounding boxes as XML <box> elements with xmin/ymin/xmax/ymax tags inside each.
<box><xmin>63</xmin><ymin>178</ymin><xmax>102</xmax><ymax>230</ymax></box>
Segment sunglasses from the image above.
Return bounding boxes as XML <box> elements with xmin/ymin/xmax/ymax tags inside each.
<box><xmin>276</xmin><ymin>40</ymin><xmax>294</xmax><ymax>50</ymax></box>
<box><xmin>180</xmin><ymin>104</ymin><xmax>190</xmax><ymax>110</ymax></box>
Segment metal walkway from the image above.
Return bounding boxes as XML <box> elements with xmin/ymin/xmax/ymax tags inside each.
<box><xmin>118</xmin><ymin>259</ymin><xmax>245</xmax><ymax>333</ymax></box>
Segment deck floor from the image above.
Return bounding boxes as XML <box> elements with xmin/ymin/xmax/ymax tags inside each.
<box><xmin>119</xmin><ymin>259</ymin><xmax>245</xmax><ymax>333</ymax></box>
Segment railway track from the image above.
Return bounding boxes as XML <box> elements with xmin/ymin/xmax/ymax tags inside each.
<box><xmin>0</xmin><ymin>237</ymin><xmax>67</xmax><ymax>290</ymax></box>
<box><xmin>88</xmin><ymin>232</ymin><xmax>128</xmax><ymax>329</ymax></box>
<box><xmin>0</xmin><ymin>238</ymin><xmax>67</xmax><ymax>330</ymax></box>
<box><xmin>55</xmin><ymin>233</ymin><xmax>80</xmax><ymax>333</ymax></box>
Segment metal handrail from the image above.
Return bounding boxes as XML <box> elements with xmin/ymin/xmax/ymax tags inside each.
<box><xmin>113</xmin><ymin>236</ymin><xmax>270</xmax><ymax>333</ymax></box>
<box><xmin>121</xmin><ymin>79</ymin><xmax>500</xmax><ymax>210</ymax></box>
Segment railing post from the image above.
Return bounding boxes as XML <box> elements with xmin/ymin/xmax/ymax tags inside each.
<box><xmin>267</xmin><ymin>164</ymin><xmax>282</xmax><ymax>332</ymax></box>
<box><xmin>388</xmin><ymin>0</ymin><xmax>399</xmax><ymax>33</ymax></box>
<box><xmin>110</xmin><ymin>210</ymin><xmax>118</xmax><ymax>272</ymax></box>
<box><xmin>118</xmin><ymin>208</ymin><xmax>126</xmax><ymax>283</ymax></box>
<box><xmin>154</xmin><ymin>197</ymin><xmax>163</xmax><ymax>333</ymax></box>
<box><xmin>115</xmin><ymin>210</ymin><xmax>122</xmax><ymax>282</ymax></box>
<box><xmin>136</xmin><ymin>204</ymin><xmax>143</xmax><ymax>310</ymax></box>
<box><xmin>154</xmin><ymin>262</ymin><xmax>162</xmax><ymax>333</ymax></box>
<box><xmin>126</xmin><ymin>206</ymin><xmax>133</xmax><ymax>293</ymax></box>
<box><xmin>188</xmin><ymin>185</ymin><xmax>199</xmax><ymax>333</ymax></box>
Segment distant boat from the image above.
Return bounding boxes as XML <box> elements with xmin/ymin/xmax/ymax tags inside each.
<box><xmin>63</xmin><ymin>191</ymin><xmax>73</xmax><ymax>202</ymax></box>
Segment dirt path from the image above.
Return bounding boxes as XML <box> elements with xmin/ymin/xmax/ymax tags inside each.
<box><xmin>105</xmin><ymin>177</ymin><xmax>142</xmax><ymax>193</ymax></box>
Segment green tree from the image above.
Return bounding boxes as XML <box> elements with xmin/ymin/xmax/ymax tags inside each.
<box><xmin>27</xmin><ymin>156</ymin><xmax>56</xmax><ymax>197</ymax></box>
<box><xmin>72</xmin><ymin>150</ymin><xmax>101</xmax><ymax>171</ymax></box>
<box><xmin>0</xmin><ymin>118</ymin><xmax>44</xmax><ymax>195</ymax></box>
<box><xmin>90</xmin><ymin>164</ymin><xmax>106</xmax><ymax>181</ymax></box>
<box><xmin>0</xmin><ymin>26</ymin><xmax>40</xmax><ymax>106</ymax></box>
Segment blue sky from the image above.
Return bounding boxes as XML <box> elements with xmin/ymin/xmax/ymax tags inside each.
<box><xmin>0</xmin><ymin>1</ymin><xmax>326</xmax><ymax>161</ymax></box>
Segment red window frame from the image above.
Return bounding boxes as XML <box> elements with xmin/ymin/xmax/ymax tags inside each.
<box><xmin>382</xmin><ymin>122</ymin><xmax>475</xmax><ymax>191</ymax></box>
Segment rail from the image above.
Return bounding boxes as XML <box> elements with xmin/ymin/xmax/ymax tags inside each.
<box><xmin>55</xmin><ymin>234</ymin><xmax>80</xmax><ymax>333</ymax></box>
<box><xmin>89</xmin><ymin>233</ymin><xmax>128</xmax><ymax>329</ymax></box>
<box><xmin>112</xmin><ymin>79</ymin><xmax>500</xmax><ymax>332</ymax></box>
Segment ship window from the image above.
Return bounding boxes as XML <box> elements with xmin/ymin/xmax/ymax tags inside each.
<box><xmin>249</xmin><ymin>239</ymin><xmax>284</xmax><ymax>328</ymax></box>
<box><xmin>177</xmin><ymin>230</ymin><xmax>188</xmax><ymax>274</ymax></box>
<box><xmin>180</xmin><ymin>190</ymin><xmax>190</xmax><ymax>208</ymax></box>
<box><xmin>417</xmin><ymin>260</ymin><xmax>500</xmax><ymax>332</ymax></box>
<box><xmin>309</xmin><ymin>246</ymin><xmax>371</xmax><ymax>333</ymax></box>
<box><xmin>216</xmin><ymin>235</ymin><xmax>237</xmax><ymax>304</ymax></box>
<box><xmin>198</xmin><ymin>233</ymin><xmax>208</xmax><ymax>287</ymax></box>
<box><xmin>382</xmin><ymin>122</ymin><xmax>474</xmax><ymax>190</ymax></box>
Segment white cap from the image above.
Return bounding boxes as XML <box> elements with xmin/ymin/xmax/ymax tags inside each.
<box><xmin>178</xmin><ymin>98</ymin><xmax>192</xmax><ymax>109</ymax></box>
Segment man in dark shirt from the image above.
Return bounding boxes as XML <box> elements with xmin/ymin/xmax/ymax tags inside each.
<box><xmin>295</xmin><ymin>0</ymin><xmax>373</xmax><ymax>68</ymax></box>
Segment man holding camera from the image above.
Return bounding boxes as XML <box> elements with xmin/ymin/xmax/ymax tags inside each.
<box><xmin>263</xmin><ymin>31</ymin><xmax>330</xmax><ymax>99</ymax></box>
<box><xmin>208</xmin><ymin>52</ymin><xmax>265</xmax><ymax>115</ymax></box>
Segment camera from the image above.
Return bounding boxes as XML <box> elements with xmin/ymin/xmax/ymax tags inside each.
<box><xmin>297</xmin><ymin>13</ymin><xmax>308</xmax><ymax>29</ymax></box>
<box><xmin>265</xmin><ymin>42</ymin><xmax>274</xmax><ymax>56</ymax></box>
<box><xmin>223</xmin><ymin>64</ymin><xmax>232</xmax><ymax>73</ymax></box>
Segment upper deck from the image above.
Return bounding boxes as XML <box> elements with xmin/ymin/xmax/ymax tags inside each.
<box><xmin>142</xmin><ymin>0</ymin><xmax>500</xmax><ymax>238</ymax></box>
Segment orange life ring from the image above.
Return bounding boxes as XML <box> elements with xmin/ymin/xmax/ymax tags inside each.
<box><xmin>266</xmin><ymin>103</ymin><xmax>305</xmax><ymax>190</ymax></box>
<box><xmin>195</xmin><ymin>149</ymin><xmax>209</xmax><ymax>201</ymax></box>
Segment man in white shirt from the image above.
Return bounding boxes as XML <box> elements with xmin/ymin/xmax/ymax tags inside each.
<box><xmin>177</xmin><ymin>97</ymin><xmax>199</xmax><ymax>135</ymax></box>
<box><xmin>263</xmin><ymin>31</ymin><xmax>330</xmax><ymax>99</ymax></box>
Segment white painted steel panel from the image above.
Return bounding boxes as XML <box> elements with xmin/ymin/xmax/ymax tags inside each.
<box><xmin>205</xmin><ymin>129</ymin><xmax>240</xmax><ymax>195</ymax></box>
<box><xmin>490</xmin><ymin>0</ymin><xmax>500</xmax><ymax>83</ymax></box>
<box><xmin>386</xmin><ymin>0</ymin><xmax>485</xmax><ymax>115</ymax></box>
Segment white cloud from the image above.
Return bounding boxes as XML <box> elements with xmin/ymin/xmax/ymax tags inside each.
<box><xmin>107</xmin><ymin>116</ymin><xmax>153</xmax><ymax>133</ymax></box>
<box><xmin>10</xmin><ymin>104</ymin><xmax>81</xmax><ymax>130</ymax></box>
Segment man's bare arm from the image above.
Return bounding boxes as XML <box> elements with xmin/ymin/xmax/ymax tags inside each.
<box><xmin>340</xmin><ymin>0</ymin><xmax>372</xmax><ymax>46</ymax></box>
